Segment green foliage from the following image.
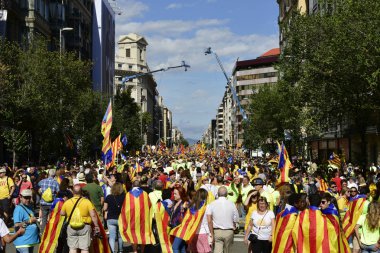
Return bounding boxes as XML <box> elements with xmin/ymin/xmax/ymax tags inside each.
<box><xmin>243</xmin><ymin>0</ymin><xmax>380</xmax><ymax>158</ymax></box>
<box><xmin>0</xmin><ymin>37</ymin><xmax>143</xmax><ymax>164</ymax></box>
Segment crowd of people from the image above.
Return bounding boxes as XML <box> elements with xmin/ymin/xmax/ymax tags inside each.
<box><xmin>0</xmin><ymin>148</ymin><xmax>379</xmax><ymax>253</ymax></box>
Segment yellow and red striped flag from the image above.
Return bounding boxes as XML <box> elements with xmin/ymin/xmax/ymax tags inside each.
<box><xmin>38</xmin><ymin>199</ymin><xmax>65</xmax><ymax>253</ymax></box>
<box><xmin>323</xmin><ymin>207</ymin><xmax>350</xmax><ymax>253</ymax></box>
<box><xmin>272</xmin><ymin>206</ymin><xmax>298</xmax><ymax>253</ymax></box>
<box><xmin>292</xmin><ymin>207</ymin><xmax>330</xmax><ymax>253</ymax></box>
<box><xmin>154</xmin><ymin>202</ymin><xmax>173</xmax><ymax>253</ymax></box>
<box><xmin>101</xmin><ymin>100</ymin><xmax>113</xmax><ymax>168</ymax></box>
<box><xmin>328</xmin><ymin>152</ymin><xmax>341</xmax><ymax>169</ymax></box>
<box><xmin>318</xmin><ymin>178</ymin><xmax>329</xmax><ymax>192</ymax></box>
<box><xmin>342</xmin><ymin>196</ymin><xmax>367</xmax><ymax>239</ymax></box>
<box><xmin>170</xmin><ymin>203</ymin><xmax>206</xmax><ymax>241</ymax></box>
<box><xmin>118</xmin><ymin>188</ymin><xmax>155</xmax><ymax>245</ymax></box>
<box><xmin>90</xmin><ymin>212</ymin><xmax>111</xmax><ymax>253</ymax></box>
<box><xmin>110</xmin><ymin>134</ymin><xmax>123</xmax><ymax>166</ymax></box>
<box><xmin>276</xmin><ymin>143</ymin><xmax>292</xmax><ymax>186</ymax></box>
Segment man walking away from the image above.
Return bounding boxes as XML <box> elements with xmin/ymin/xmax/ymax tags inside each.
<box><xmin>207</xmin><ymin>186</ymin><xmax>239</xmax><ymax>253</ymax></box>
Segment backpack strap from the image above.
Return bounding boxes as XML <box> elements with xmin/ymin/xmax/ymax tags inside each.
<box><xmin>19</xmin><ymin>204</ymin><xmax>33</xmax><ymax>218</ymax></box>
<box><xmin>65</xmin><ymin>197</ymin><xmax>82</xmax><ymax>223</ymax></box>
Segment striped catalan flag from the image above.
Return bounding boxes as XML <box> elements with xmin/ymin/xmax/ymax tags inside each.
<box><xmin>272</xmin><ymin>206</ymin><xmax>298</xmax><ymax>253</ymax></box>
<box><xmin>342</xmin><ymin>195</ymin><xmax>367</xmax><ymax>239</ymax></box>
<box><xmin>292</xmin><ymin>207</ymin><xmax>330</xmax><ymax>253</ymax></box>
<box><xmin>170</xmin><ymin>203</ymin><xmax>207</xmax><ymax>242</ymax></box>
<box><xmin>276</xmin><ymin>143</ymin><xmax>292</xmax><ymax>186</ymax></box>
<box><xmin>154</xmin><ymin>202</ymin><xmax>173</xmax><ymax>253</ymax></box>
<box><xmin>323</xmin><ymin>205</ymin><xmax>350</xmax><ymax>253</ymax></box>
<box><xmin>110</xmin><ymin>134</ymin><xmax>123</xmax><ymax>166</ymax></box>
<box><xmin>318</xmin><ymin>178</ymin><xmax>329</xmax><ymax>192</ymax></box>
<box><xmin>328</xmin><ymin>152</ymin><xmax>341</xmax><ymax>169</ymax></box>
<box><xmin>38</xmin><ymin>199</ymin><xmax>65</xmax><ymax>253</ymax></box>
<box><xmin>90</xmin><ymin>211</ymin><xmax>111</xmax><ymax>253</ymax></box>
<box><xmin>118</xmin><ymin>188</ymin><xmax>155</xmax><ymax>245</ymax></box>
<box><xmin>101</xmin><ymin>100</ymin><xmax>113</xmax><ymax>168</ymax></box>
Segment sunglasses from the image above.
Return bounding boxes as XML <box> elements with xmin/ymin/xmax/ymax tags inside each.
<box><xmin>22</xmin><ymin>196</ymin><xmax>31</xmax><ymax>200</ymax></box>
<box><xmin>350</xmin><ymin>190</ymin><xmax>357</xmax><ymax>193</ymax></box>
<box><xmin>331</xmin><ymin>186</ymin><xmax>337</xmax><ymax>188</ymax></box>
<box><xmin>321</xmin><ymin>200</ymin><xmax>327</xmax><ymax>204</ymax></box>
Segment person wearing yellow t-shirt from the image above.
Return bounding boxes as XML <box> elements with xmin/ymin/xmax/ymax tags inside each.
<box><xmin>0</xmin><ymin>168</ymin><xmax>14</xmax><ymax>225</ymax></box>
<box><xmin>60</xmin><ymin>185</ymin><xmax>100</xmax><ymax>253</ymax></box>
<box><xmin>243</xmin><ymin>190</ymin><xmax>258</xmax><ymax>231</ymax></box>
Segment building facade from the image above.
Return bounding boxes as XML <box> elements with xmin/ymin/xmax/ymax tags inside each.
<box><xmin>114</xmin><ymin>33</ymin><xmax>158</xmax><ymax>144</ymax></box>
<box><xmin>231</xmin><ymin>48</ymin><xmax>280</xmax><ymax>147</ymax></box>
<box><xmin>92</xmin><ymin>0</ymin><xmax>115</xmax><ymax>96</ymax></box>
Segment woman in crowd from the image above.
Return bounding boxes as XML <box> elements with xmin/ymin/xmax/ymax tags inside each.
<box><xmin>104</xmin><ymin>182</ymin><xmax>125</xmax><ymax>253</ymax></box>
<box><xmin>244</xmin><ymin>196</ymin><xmax>275</xmax><ymax>253</ymax></box>
<box><xmin>243</xmin><ymin>190</ymin><xmax>259</xmax><ymax>231</ymax></box>
<box><xmin>355</xmin><ymin>202</ymin><xmax>380</xmax><ymax>253</ymax></box>
<box><xmin>170</xmin><ymin>187</ymin><xmax>189</xmax><ymax>253</ymax></box>
<box><xmin>187</xmin><ymin>188</ymin><xmax>210</xmax><ymax>253</ymax></box>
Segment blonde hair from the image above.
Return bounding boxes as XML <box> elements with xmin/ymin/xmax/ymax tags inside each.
<box><xmin>366</xmin><ymin>202</ymin><xmax>380</xmax><ymax>231</ymax></box>
<box><xmin>111</xmin><ymin>182</ymin><xmax>124</xmax><ymax>195</ymax></box>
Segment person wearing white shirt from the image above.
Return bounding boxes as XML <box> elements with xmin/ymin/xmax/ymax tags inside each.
<box><xmin>207</xmin><ymin>186</ymin><xmax>239</xmax><ymax>253</ymax></box>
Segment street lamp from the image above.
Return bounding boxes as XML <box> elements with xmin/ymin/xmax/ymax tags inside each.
<box><xmin>59</xmin><ymin>27</ymin><xmax>73</xmax><ymax>56</ymax></box>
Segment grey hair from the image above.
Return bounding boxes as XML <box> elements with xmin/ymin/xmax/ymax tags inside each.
<box><xmin>48</xmin><ymin>169</ymin><xmax>56</xmax><ymax>177</ymax></box>
<box><xmin>218</xmin><ymin>186</ymin><xmax>228</xmax><ymax>197</ymax></box>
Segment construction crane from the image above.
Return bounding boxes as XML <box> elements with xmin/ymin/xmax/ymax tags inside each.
<box><xmin>204</xmin><ymin>47</ymin><xmax>248</xmax><ymax>121</ymax></box>
<box><xmin>121</xmin><ymin>61</ymin><xmax>190</xmax><ymax>84</ymax></box>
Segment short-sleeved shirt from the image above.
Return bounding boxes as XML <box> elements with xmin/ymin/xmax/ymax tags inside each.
<box><xmin>206</xmin><ymin>197</ymin><xmax>239</xmax><ymax>230</ymax></box>
<box><xmin>0</xmin><ymin>177</ymin><xmax>14</xmax><ymax>199</ymax></box>
<box><xmin>251</xmin><ymin>210</ymin><xmax>275</xmax><ymax>240</ymax></box>
<box><xmin>61</xmin><ymin>196</ymin><xmax>95</xmax><ymax>224</ymax></box>
<box><xmin>0</xmin><ymin>218</ymin><xmax>9</xmax><ymax>237</ymax></box>
<box><xmin>105</xmin><ymin>193</ymin><xmax>125</xmax><ymax>220</ymax></box>
<box><xmin>38</xmin><ymin>177</ymin><xmax>59</xmax><ymax>205</ymax></box>
<box><xmin>82</xmin><ymin>183</ymin><xmax>104</xmax><ymax>213</ymax></box>
<box><xmin>13</xmin><ymin>204</ymin><xmax>40</xmax><ymax>247</ymax></box>
<box><xmin>356</xmin><ymin>214</ymin><xmax>380</xmax><ymax>245</ymax></box>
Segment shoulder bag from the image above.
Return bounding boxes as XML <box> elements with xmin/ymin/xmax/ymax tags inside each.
<box><xmin>248</xmin><ymin>210</ymin><xmax>269</xmax><ymax>244</ymax></box>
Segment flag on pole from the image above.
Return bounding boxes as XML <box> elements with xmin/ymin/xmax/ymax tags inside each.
<box><xmin>101</xmin><ymin>100</ymin><xmax>113</xmax><ymax>168</ymax></box>
<box><xmin>276</xmin><ymin>143</ymin><xmax>292</xmax><ymax>186</ymax></box>
<box><xmin>328</xmin><ymin>152</ymin><xmax>341</xmax><ymax>169</ymax></box>
<box><xmin>118</xmin><ymin>188</ymin><xmax>155</xmax><ymax>245</ymax></box>
<box><xmin>38</xmin><ymin>199</ymin><xmax>65</xmax><ymax>253</ymax></box>
<box><xmin>121</xmin><ymin>134</ymin><xmax>128</xmax><ymax>147</ymax></box>
<box><xmin>111</xmin><ymin>134</ymin><xmax>122</xmax><ymax>166</ymax></box>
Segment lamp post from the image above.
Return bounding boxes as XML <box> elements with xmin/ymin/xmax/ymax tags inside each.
<box><xmin>59</xmin><ymin>27</ymin><xmax>73</xmax><ymax>56</ymax></box>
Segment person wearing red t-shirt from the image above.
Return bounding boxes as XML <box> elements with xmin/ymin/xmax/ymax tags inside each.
<box><xmin>331</xmin><ymin>171</ymin><xmax>342</xmax><ymax>192</ymax></box>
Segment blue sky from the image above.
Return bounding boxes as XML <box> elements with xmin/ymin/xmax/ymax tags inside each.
<box><xmin>113</xmin><ymin>0</ymin><xmax>279</xmax><ymax>140</ymax></box>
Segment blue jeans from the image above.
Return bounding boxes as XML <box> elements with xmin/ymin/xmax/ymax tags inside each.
<box><xmin>107</xmin><ymin>219</ymin><xmax>123</xmax><ymax>253</ymax></box>
<box><xmin>361</xmin><ymin>243</ymin><xmax>380</xmax><ymax>253</ymax></box>
<box><xmin>16</xmin><ymin>247</ymin><xmax>34</xmax><ymax>253</ymax></box>
<box><xmin>172</xmin><ymin>237</ymin><xmax>187</xmax><ymax>253</ymax></box>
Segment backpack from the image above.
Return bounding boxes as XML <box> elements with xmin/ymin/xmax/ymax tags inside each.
<box><xmin>308</xmin><ymin>183</ymin><xmax>318</xmax><ymax>195</ymax></box>
<box><xmin>69</xmin><ymin>200</ymin><xmax>85</xmax><ymax>229</ymax></box>
<box><xmin>41</xmin><ymin>187</ymin><xmax>53</xmax><ymax>202</ymax></box>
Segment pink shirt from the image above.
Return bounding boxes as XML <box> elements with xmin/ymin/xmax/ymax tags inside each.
<box><xmin>19</xmin><ymin>181</ymin><xmax>33</xmax><ymax>195</ymax></box>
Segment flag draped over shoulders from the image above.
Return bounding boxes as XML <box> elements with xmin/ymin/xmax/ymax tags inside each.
<box><xmin>323</xmin><ymin>205</ymin><xmax>350</xmax><ymax>253</ymax></box>
<box><xmin>272</xmin><ymin>206</ymin><xmax>298</xmax><ymax>253</ymax></box>
<box><xmin>38</xmin><ymin>199</ymin><xmax>65</xmax><ymax>253</ymax></box>
<box><xmin>170</xmin><ymin>202</ymin><xmax>207</xmax><ymax>242</ymax></box>
<box><xmin>292</xmin><ymin>207</ymin><xmax>330</xmax><ymax>253</ymax></box>
<box><xmin>154</xmin><ymin>202</ymin><xmax>173</xmax><ymax>253</ymax></box>
<box><xmin>118</xmin><ymin>188</ymin><xmax>155</xmax><ymax>245</ymax></box>
<box><xmin>90</xmin><ymin>212</ymin><xmax>111</xmax><ymax>253</ymax></box>
<box><xmin>342</xmin><ymin>195</ymin><xmax>367</xmax><ymax>239</ymax></box>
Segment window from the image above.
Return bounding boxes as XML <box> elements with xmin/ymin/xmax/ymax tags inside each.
<box><xmin>125</xmin><ymin>48</ymin><xmax>130</xmax><ymax>58</ymax></box>
<box><xmin>118</xmin><ymin>64</ymin><xmax>122</xmax><ymax>68</ymax></box>
<box><xmin>140</xmin><ymin>49</ymin><xmax>143</xmax><ymax>61</ymax></box>
<box><xmin>129</xmin><ymin>65</ymin><xmax>132</xmax><ymax>69</ymax></box>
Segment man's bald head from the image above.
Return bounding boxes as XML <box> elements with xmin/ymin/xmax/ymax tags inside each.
<box><xmin>218</xmin><ymin>186</ymin><xmax>228</xmax><ymax>197</ymax></box>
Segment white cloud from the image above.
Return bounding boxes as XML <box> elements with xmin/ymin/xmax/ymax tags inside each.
<box><xmin>114</xmin><ymin>0</ymin><xmax>149</xmax><ymax>22</ymax></box>
<box><xmin>166</xmin><ymin>3</ymin><xmax>183</xmax><ymax>9</ymax></box>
